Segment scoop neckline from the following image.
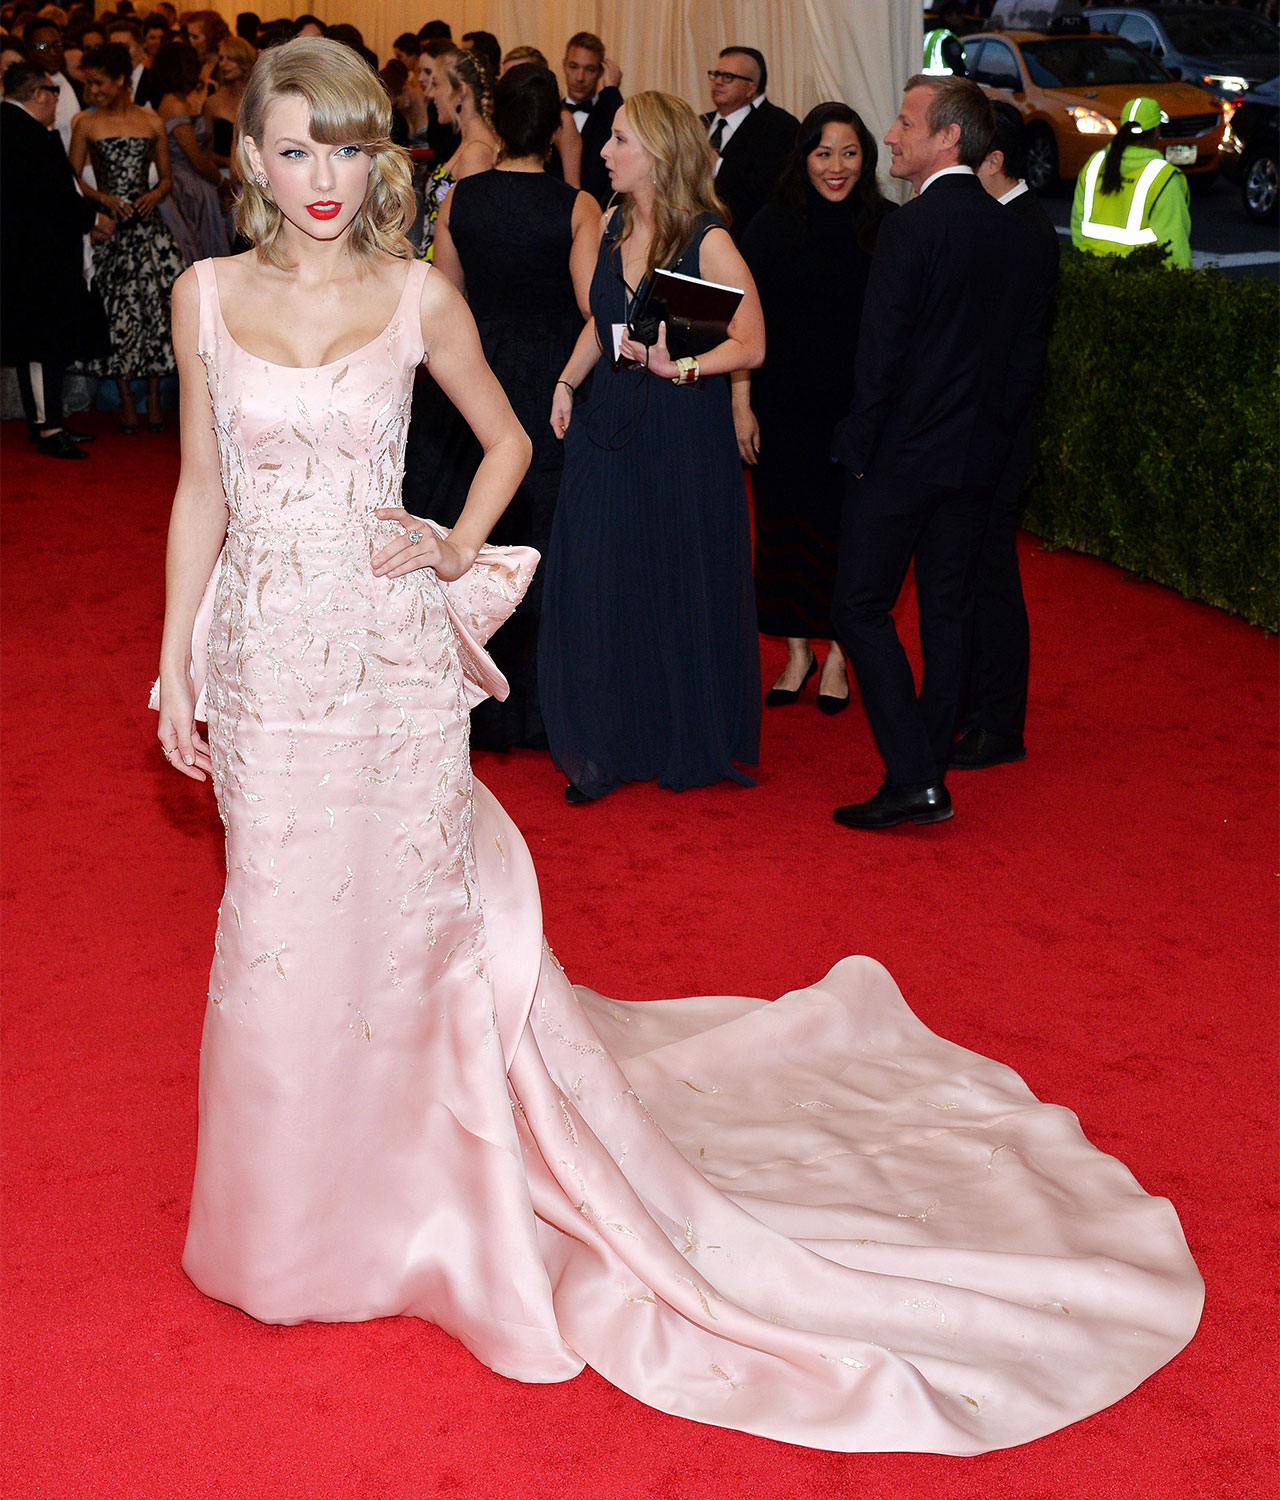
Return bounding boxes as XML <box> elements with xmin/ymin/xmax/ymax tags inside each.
<box><xmin>208</xmin><ymin>261</ymin><xmax>421</xmax><ymax>371</ymax></box>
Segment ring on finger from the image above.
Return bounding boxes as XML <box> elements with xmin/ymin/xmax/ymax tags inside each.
<box><xmin>162</xmin><ymin>746</ymin><xmax>173</xmax><ymax>760</ymax></box>
<box><xmin>407</xmin><ymin>529</ymin><xmax>424</xmax><ymax>545</ymax></box>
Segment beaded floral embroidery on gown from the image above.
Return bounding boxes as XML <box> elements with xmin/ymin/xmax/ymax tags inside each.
<box><xmin>169</xmin><ymin>257</ymin><xmax>1202</xmax><ymax>1455</ymax></box>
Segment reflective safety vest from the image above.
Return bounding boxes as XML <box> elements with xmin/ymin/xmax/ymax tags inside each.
<box><xmin>922</xmin><ymin>28</ymin><xmax>959</xmax><ymax>75</ymax></box>
<box><xmin>1076</xmin><ymin>151</ymin><xmax>1174</xmax><ymax>249</ymax></box>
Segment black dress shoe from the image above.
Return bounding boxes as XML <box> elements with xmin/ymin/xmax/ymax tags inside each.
<box><xmin>564</xmin><ymin>783</ymin><xmax>592</xmax><ymax>804</ymax></box>
<box><xmin>764</xmin><ymin>651</ymin><xmax>817</xmax><ymax>707</ymax></box>
<box><xmin>63</xmin><ymin>426</ymin><xmax>96</xmax><ymax>443</ymax></box>
<box><xmin>949</xmin><ymin>727</ymin><xmax>1026</xmax><ymax>770</ymax></box>
<box><xmin>833</xmin><ymin>782</ymin><xmax>953</xmax><ymax>829</ymax></box>
<box><xmin>36</xmin><ymin>429</ymin><xmax>89</xmax><ymax>460</ymax></box>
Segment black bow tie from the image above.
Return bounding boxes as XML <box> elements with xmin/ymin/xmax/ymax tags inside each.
<box><xmin>566</xmin><ymin>99</ymin><xmax>587</xmax><ymax>112</ymax></box>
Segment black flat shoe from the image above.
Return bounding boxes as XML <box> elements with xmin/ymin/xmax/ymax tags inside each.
<box><xmin>146</xmin><ymin>418</ymin><xmax>166</xmax><ymax>433</ymax></box>
<box><xmin>120</xmin><ymin>420</ymin><xmax>139</xmax><ymax>435</ymax></box>
<box><xmin>949</xmin><ymin>727</ymin><xmax>1026</xmax><ymax>769</ymax></box>
<box><xmin>833</xmin><ymin>782</ymin><xmax>953</xmax><ymax>830</ymax></box>
<box><xmin>764</xmin><ymin>651</ymin><xmax>817</xmax><ymax>707</ymax></box>
<box><xmin>816</xmin><ymin>691</ymin><xmax>850</xmax><ymax>716</ymax></box>
<box><xmin>564</xmin><ymin>783</ymin><xmax>592</xmax><ymax>804</ymax></box>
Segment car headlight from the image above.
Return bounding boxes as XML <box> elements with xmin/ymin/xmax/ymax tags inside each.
<box><xmin>1064</xmin><ymin>106</ymin><xmax>1117</xmax><ymax>135</ymax></box>
<box><xmin>1202</xmin><ymin>73</ymin><xmax>1249</xmax><ymax>93</ymax></box>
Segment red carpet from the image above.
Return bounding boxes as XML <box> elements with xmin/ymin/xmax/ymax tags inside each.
<box><xmin>3</xmin><ymin>413</ymin><xmax>1276</xmax><ymax>1499</ymax></box>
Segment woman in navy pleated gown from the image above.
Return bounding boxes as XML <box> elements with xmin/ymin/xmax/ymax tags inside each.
<box><xmin>540</xmin><ymin>92</ymin><xmax>764</xmax><ymax>802</ymax></box>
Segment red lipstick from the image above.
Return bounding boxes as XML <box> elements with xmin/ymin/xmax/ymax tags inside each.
<box><xmin>306</xmin><ymin>201</ymin><xmax>342</xmax><ymax>220</ymax></box>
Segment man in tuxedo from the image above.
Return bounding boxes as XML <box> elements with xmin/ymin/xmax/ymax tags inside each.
<box><xmin>1</xmin><ymin>63</ymin><xmax>112</xmax><ymax>458</ymax></box>
<box><xmin>22</xmin><ymin>20</ymin><xmax>78</xmax><ymax>147</ymax></box>
<box><xmin>953</xmin><ymin>102</ymin><xmax>1061</xmax><ymax>772</ymax></box>
<box><xmin>829</xmin><ymin>76</ymin><xmax>1048</xmax><ymax>829</ymax></box>
<box><xmin>701</xmin><ymin>47</ymin><xmax>797</xmax><ymax>239</ymax></box>
<box><xmin>561</xmin><ymin>31</ymin><xmax>622</xmax><ymax>207</ymax></box>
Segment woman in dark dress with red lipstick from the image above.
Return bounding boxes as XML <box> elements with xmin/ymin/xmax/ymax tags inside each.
<box><xmin>734</xmin><ymin>104</ymin><xmax>892</xmax><ymax>714</ymax></box>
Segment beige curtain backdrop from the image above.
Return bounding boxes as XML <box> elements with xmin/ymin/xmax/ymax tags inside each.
<box><xmin>209</xmin><ymin>2</ymin><xmax>916</xmax><ymax>176</ymax></box>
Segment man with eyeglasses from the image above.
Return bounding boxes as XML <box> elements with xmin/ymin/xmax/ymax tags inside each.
<box><xmin>561</xmin><ymin>30</ymin><xmax>622</xmax><ymax>207</ymax></box>
<box><xmin>702</xmin><ymin>46</ymin><xmax>797</xmax><ymax>240</ymax></box>
<box><xmin>21</xmin><ymin>20</ymin><xmax>76</xmax><ymax>147</ymax></box>
<box><xmin>1</xmin><ymin>62</ymin><xmax>112</xmax><ymax>458</ymax></box>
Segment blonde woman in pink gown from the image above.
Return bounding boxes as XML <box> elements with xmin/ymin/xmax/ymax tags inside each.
<box><xmin>155</xmin><ymin>39</ymin><xmax>1202</xmax><ymax>1455</ymax></box>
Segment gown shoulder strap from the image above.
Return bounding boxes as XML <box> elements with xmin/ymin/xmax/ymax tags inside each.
<box><xmin>191</xmin><ymin>259</ymin><xmax>221</xmax><ymax>360</ymax></box>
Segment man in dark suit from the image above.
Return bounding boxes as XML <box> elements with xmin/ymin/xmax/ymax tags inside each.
<box><xmin>701</xmin><ymin>46</ymin><xmax>797</xmax><ymax>239</ymax></box>
<box><xmin>952</xmin><ymin>102</ymin><xmax>1061</xmax><ymax>772</ymax></box>
<box><xmin>1</xmin><ymin>63</ymin><xmax>112</xmax><ymax>458</ymax></box>
<box><xmin>829</xmin><ymin>76</ymin><xmax>1048</xmax><ymax>829</ymax></box>
<box><xmin>561</xmin><ymin>30</ymin><xmax>622</xmax><ymax>208</ymax></box>
<box><xmin>108</xmin><ymin>17</ymin><xmax>161</xmax><ymax>109</ymax></box>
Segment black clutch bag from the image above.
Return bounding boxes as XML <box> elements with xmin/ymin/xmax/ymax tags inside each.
<box><xmin>628</xmin><ymin>268</ymin><xmax>744</xmax><ymax>359</ymax></box>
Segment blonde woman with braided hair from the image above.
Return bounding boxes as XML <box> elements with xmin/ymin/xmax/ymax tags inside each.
<box><xmin>540</xmin><ymin>91</ymin><xmax>766</xmax><ymax>803</ymax></box>
<box><xmin>418</xmin><ymin>44</ymin><xmax>497</xmax><ymax>260</ymax></box>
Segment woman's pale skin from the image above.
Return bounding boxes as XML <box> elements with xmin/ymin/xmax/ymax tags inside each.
<box><xmin>426</xmin><ymin>55</ymin><xmax>497</xmax><ymax>181</ymax></box>
<box><xmin>156</xmin><ymin>92</ymin><xmax>532</xmax><ymax>781</ymax></box>
<box><xmin>549</xmin><ymin>105</ymin><xmax>765</xmax><ymax>447</ymax></box>
<box><xmin>431</xmin><ymin>143</ymin><xmax>598</xmax><ymax>319</ymax></box>
<box><xmin>69</xmin><ymin>63</ymin><xmax>176</xmax><ymax>429</ymax></box>
<box><xmin>732</xmin><ymin>119</ymin><xmax>864</xmax><ymax>702</ymax></box>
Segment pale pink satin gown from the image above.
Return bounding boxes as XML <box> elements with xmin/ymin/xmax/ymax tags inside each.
<box><xmin>171</xmin><ymin>256</ymin><xmax>1202</xmax><ymax>1454</ymax></box>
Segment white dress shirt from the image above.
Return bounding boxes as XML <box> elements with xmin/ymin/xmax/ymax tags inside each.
<box><xmin>918</xmin><ymin>164</ymin><xmax>976</xmax><ymax>194</ymax></box>
<box><xmin>998</xmin><ymin>179</ymin><xmax>1030</xmax><ymax>205</ymax></box>
<box><xmin>50</xmin><ymin>71</ymin><xmax>78</xmax><ymax>151</ymax></box>
<box><xmin>708</xmin><ymin>95</ymin><xmax>765</xmax><ymax>176</ymax></box>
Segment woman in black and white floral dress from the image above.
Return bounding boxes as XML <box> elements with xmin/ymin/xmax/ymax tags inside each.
<box><xmin>69</xmin><ymin>43</ymin><xmax>187</xmax><ymax>432</ymax></box>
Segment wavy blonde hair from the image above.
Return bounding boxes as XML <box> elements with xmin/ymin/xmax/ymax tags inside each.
<box><xmin>612</xmin><ymin>91</ymin><xmax>729</xmax><ymax>279</ymax></box>
<box><xmin>234</xmin><ymin>37</ymin><xmax>414</xmax><ymax>270</ymax></box>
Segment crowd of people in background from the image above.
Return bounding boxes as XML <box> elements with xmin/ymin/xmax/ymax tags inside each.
<box><xmin>1</xmin><ymin>6</ymin><xmax>1206</xmax><ymax>820</ymax></box>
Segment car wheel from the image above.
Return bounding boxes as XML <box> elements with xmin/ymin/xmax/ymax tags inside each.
<box><xmin>1025</xmin><ymin>125</ymin><xmax>1059</xmax><ymax>194</ymax></box>
<box><xmin>1242</xmin><ymin>145</ymin><xmax>1279</xmax><ymax>224</ymax></box>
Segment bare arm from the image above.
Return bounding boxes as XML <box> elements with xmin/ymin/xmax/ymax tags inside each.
<box><xmin>165</xmin><ymin>105</ymin><xmax>222</xmax><ymax>185</ymax></box>
<box><xmin>373</xmin><ymin>270</ymin><xmax>530</xmax><ymax>580</ymax></box>
<box><xmin>618</xmin><ymin>226</ymin><xmax>765</xmax><ymax>378</ymax></box>
<box><xmin>69</xmin><ymin>116</ymin><xmax>127</xmax><ymax>217</ymax></box>
<box><xmin>430</xmin><ymin>187</ymin><xmax>465</xmax><ymax>294</ymax></box>
<box><xmin>730</xmin><ymin>370</ymin><xmax>758</xmax><ymax>465</ymax></box>
<box><xmin>157</xmin><ymin>268</ymin><xmax>228</xmax><ymax>780</ymax></box>
<box><xmin>136</xmin><ymin>117</ymin><xmax>172</xmax><ymax>214</ymax></box>
<box><xmin>556</xmin><ymin>111</ymin><xmax>582</xmax><ymax>189</ymax></box>
<box><xmin>568</xmin><ymin>194</ymin><xmax>601</xmax><ymax>318</ymax></box>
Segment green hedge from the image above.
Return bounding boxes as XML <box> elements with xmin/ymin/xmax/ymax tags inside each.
<box><xmin>1023</xmin><ymin>247</ymin><xmax>1279</xmax><ymax>631</ymax></box>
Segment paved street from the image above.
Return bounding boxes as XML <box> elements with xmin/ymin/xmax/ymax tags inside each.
<box><xmin>1039</xmin><ymin>171</ymin><xmax>1280</xmax><ymax>280</ymax></box>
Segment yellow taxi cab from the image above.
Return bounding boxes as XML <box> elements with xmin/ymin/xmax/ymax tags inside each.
<box><xmin>961</xmin><ymin>28</ymin><xmax>1226</xmax><ymax>190</ymax></box>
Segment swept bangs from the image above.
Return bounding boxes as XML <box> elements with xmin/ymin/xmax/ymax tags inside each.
<box><xmin>235</xmin><ymin>37</ymin><xmax>414</xmax><ymax>269</ymax></box>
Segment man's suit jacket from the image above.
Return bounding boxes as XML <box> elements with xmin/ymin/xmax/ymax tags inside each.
<box><xmin>574</xmin><ymin>85</ymin><xmax>622</xmax><ymax>207</ymax></box>
<box><xmin>0</xmin><ymin>100</ymin><xmax>103</xmax><ymax>363</ymax></box>
<box><xmin>832</xmin><ymin>173</ymin><xmax>1047</xmax><ymax>501</ymax></box>
<box><xmin>135</xmin><ymin>65</ymin><xmax>162</xmax><ymax>110</ymax></box>
<box><xmin>702</xmin><ymin>97</ymin><xmax>799</xmax><ymax>240</ymax></box>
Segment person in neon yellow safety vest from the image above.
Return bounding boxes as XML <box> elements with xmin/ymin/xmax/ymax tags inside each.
<box><xmin>1070</xmin><ymin>96</ymin><xmax>1191</xmax><ymax>269</ymax></box>
<box><xmin>922</xmin><ymin>27</ymin><xmax>966</xmax><ymax>77</ymax></box>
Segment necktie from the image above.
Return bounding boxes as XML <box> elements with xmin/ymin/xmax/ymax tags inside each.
<box><xmin>709</xmin><ymin>117</ymin><xmax>727</xmax><ymax>152</ymax></box>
